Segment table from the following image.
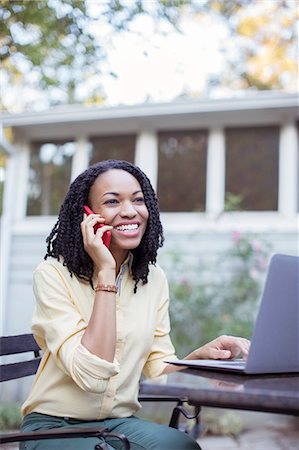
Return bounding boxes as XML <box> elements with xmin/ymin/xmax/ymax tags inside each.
<box><xmin>140</xmin><ymin>367</ymin><xmax>299</xmax><ymax>416</ymax></box>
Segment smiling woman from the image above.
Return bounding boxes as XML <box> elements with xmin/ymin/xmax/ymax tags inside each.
<box><xmin>20</xmin><ymin>159</ymin><xmax>249</xmax><ymax>450</ymax></box>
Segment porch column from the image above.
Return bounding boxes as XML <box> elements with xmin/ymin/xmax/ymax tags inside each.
<box><xmin>71</xmin><ymin>136</ymin><xmax>90</xmax><ymax>181</ymax></box>
<box><xmin>278</xmin><ymin>122</ymin><xmax>298</xmax><ymax>217</ymax></box>
<box><xmin>206</xmin><ymin>127</ymin><xmax>225</xmax><ymax>217</ymax></box>
<box><xmin>14</xmin><ymin>142</ymin><xmax>30</xmax><ymax>220</ymax></box>
<box><xmin>135</xmin><ymin>131</ymin><xmax>158</xmax><ymax>191</ymax></box>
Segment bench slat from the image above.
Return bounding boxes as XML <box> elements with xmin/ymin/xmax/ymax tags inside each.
<box><xmin>0</xmin><ymin>334</ymin><xmax>40</xmax><ymax>356</ymax></box>
<box><xmin>1</xmin><ymin>358</ymin><xmax>41</xmax><ymax>382</ymax></box>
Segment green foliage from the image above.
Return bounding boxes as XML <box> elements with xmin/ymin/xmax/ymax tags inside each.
<box><xmin>224</xmin><ymin>192</ymin><xmax>244</xmax><ymax>211</ymax></box>
<box><xmin>0</xmin><ymin>0</ymin><xmax>192</xmax><ymax>109</ymax></box>
<box><xmin>167</xmin><ymin>232</ymin><xmax>271</xmax><ymax>357</ymax></box>
<box><xmin>205</xmin><ymin>0</ymin><xmax>298</xmax><ymax>91</ymax></box>
<box><xmin>1</xmin><ymin>0</ymin><xmax>297</xmax><ymax>111</ymax></box>
<box><xmin>1</xmin><ymin>0</ymin><xmax>102</xmax><ymax>107</ymax></box>
<box><xmin>104</xmin><ymin>0</ymin><xmax>190</xmax><ymax>31</ymax></box>
<box><xmin>202</xmin><ymin>409</ymin><xmax>244</xmax><ymax>437</ymax></box>
<box><xmin>0</xmin><ymin>403</ymin><xmax>22</xmax><ymax>430</ymax></box>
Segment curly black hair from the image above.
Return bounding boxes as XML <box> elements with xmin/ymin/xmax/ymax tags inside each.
<box><xmin>45</xmin><ymin>160</ymin><xmax>164</xmax><ymax>292</ymax></box>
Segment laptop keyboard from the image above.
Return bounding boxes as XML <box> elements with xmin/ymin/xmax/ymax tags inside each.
<box><xmin>198</xmin><ymin>359</ymin><xmax>246</xmax><ymax>369</ymax></box>
<box><xmin>212</xmin><ymin>360</ymin><xmax>246</xmax><ymax>368</ymax></box>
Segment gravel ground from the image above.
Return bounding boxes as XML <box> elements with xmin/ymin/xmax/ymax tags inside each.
<box><xmin>197</xmin><ymin>414</ymin><xmax>299</xmax><ymax>450</ymax></box>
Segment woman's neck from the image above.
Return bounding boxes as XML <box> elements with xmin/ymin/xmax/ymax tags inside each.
<box><xmin>111</xmin><ymin>248</ymin><xmax>130</xmax><ymax>275</ymax></box>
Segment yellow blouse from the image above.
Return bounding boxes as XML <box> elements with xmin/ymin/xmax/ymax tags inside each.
<box><xmin>22</xmin><ymin>257</ymin><xmax>177</xmax><ymax>420</ymax></box>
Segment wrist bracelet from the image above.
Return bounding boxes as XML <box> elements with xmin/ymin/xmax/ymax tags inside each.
<box><xmin>95</xmin><ymin>283</ymin><xmax>117</xmax><ymax>294</ymax></box>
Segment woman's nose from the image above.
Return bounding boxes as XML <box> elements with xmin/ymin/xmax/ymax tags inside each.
<box><xmin>119</xmin><ymin>201</ymin><xmax>137</xmax><ymax>218</ymax></box>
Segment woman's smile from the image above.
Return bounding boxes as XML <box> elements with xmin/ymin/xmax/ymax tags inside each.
<box><xmin>114</xmin><ymin>222</ymin><xmax>140</xmax><ymax>235</ymax></box>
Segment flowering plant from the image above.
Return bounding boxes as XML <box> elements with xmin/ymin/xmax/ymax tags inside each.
<box><xmin>165</xmin><ymin>232</ymin><xmax>272</xmax><ymax>357</ymax></box>
<box><xmin>231</xmin><ymin>230</ymin><xmax>270</xmax><ymax>274</ymax></box>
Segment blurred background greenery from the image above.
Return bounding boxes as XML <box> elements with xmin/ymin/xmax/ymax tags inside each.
<box><xmin>166</xmin><ymin>231</ymin><xmax>272</xmax><ymax>357</ymax></box>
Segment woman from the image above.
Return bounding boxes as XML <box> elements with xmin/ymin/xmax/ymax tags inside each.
<box><xmin>21</xmin><ymin>160</ymin><xmax>250</xmax><ymax>449</ymax></box>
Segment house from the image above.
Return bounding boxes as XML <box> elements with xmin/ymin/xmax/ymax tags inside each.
<box><xmin>0</xmin><ymin>92</ymin><xmax>298</xmax><ymax>341</ymax></box>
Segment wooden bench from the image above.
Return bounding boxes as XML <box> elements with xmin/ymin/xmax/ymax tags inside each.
<box><xmin>0</xmin><ymin>334</ymin><xmax>201</xmax><ymax>448</ymax></box>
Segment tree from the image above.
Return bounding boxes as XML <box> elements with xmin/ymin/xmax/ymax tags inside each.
<box><xmin>102</xmin><ymin>0</ymin><xmax>191</xmax><ymax>30</ymax></box>
<box><xmin>201</xmin><ymin>0</ymin><xmax>298</xmax><ymax>92</ymax></box>
<box><xmin>0</xmin><ymin>0</ymin><xmax>297</xmax><ymax>112</ymax></box>
<box><xmin>0</xmin><ymin>0</ymin><xmax>105</xmax><ymax>109</ymax></box>
<box><xmin>1</xmin><ymin>0</ymin><xmax>193</xmax><ymax>110</ymax></box>
<box><xmin>107</xmin><ymin>0</ymin><xmax>298</xmax><ymax>92</ymax></box>
<box><xmin>234</xmin><ymin>1</ymin><xmax>298</xmax><ymax>90</ymax></box>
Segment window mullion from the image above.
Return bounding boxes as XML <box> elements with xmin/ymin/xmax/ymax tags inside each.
<box><xmin>135</xmin><ymin>131</ymin><xmax>158</xmax><ymax>192</ymax></box>
<box><xmin>71</xmin><ymin>136</ymin><xmax>90</xmax><ymax>182</ymax></box>
<box><xmin>278</xmin><ymin>122</ymin><xmax>298</xmax><ymax>218</ymax></box>
<box><xmin>15</xmin><ymin>141</ymin><xmax>30</xmax><ymax>220</ymax></box>
<box><xmin>206</xmin><ymin>127</ymin><xmax>225</xmax><ymax>217</ymax></box>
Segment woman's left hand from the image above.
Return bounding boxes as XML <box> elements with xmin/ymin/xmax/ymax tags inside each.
<box><xmin>188</xmin><ymin>335</ymin><xmax>251</xmax><ymax>361</ymax></box>
<box><xmin>162</xmin><ymin>335</ymin><xmax>251</xmax><ymax>375</ymax></box>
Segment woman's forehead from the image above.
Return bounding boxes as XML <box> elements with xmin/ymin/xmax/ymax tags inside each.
<box><xmin>91</xmin><ymin>169</ymin><xmax>142</xmax><ymax>194</ymax></box>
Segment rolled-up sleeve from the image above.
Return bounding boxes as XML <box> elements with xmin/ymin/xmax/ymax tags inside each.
<box><xmin>142</xmin><ymin>275</ymin><xmax>177</xmax><ymax>379</ymax></box>
<box><xmin>71</xmin><ymin>344</ymin><xmax>120</xmax><ymax>392</ymax></box>
<box><xmin>32</xmin><ymin>264</ymin><xmax>120</xmax><ymax>393</ymax></box>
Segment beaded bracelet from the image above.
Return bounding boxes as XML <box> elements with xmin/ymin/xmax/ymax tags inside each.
<box><xmin>95</xmin><ymin>283</ymin><xmax>117</xmax><ymax>294</ymax></box>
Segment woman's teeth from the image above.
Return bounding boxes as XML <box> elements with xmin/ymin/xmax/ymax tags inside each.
<box><xmin>115</xmin><ymin>224</ymin><xmax>138</xmax><ymax>231</ymax></box>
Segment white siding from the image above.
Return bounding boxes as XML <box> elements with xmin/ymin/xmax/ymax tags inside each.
<box><xmin>5</xmin><ymin>234</ymin><xmax>46</xmax><ymax>335</ymax></box>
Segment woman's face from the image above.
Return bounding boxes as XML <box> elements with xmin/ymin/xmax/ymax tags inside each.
<box><xmin>88</xmin><ymin>169</ymin><xmax>149</xmax><ymax>252</ymax></box>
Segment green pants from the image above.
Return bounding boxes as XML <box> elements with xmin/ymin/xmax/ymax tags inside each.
<box><xmin>20</xmin><ymin>412</ymin><xmax>200</xmax><ymax>450</ymax></box>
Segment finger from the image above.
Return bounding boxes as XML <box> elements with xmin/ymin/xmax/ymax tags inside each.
<box><xmin>95</xmin><ymin>224</ymin><xmax>113</xmax><ymax>236</ymax></box>
<box><xmin>96</xmin><ymin>224</ymin><xmax>113</xmax><ymax>230</ymax></box>
<box><xmin>209</xmin><ymin>348</ymin><xmax>232</xmax><ymax>360</ymax></box>
<box><xmin>240</xmin><ymin>339</ymin><xmax>251</xmax><ymax>359</ymax></box>
<box><xmin>81</xmin><ymin>215</ymin><xmax>106</xmax><ymax>246</ymax></box>
<box><xmin>84</xmin><ymin>216</ymin><xmax>106</xmax><ymax>237</ymax></box>
<box><xmin>86</xmin><ymin>215</ymin><xmax>106</xmax><ymax>226</ymax></box>
<box><xmin>232</xmin><ymin>339</ymin><xmax>251</xmax><ymax>359</ymax></box>
<box><xmin>219</xmin><ymin>336</ymin><xmax>250</xmax><ymax>359</ymax></box>
<box><xmin>237</xmin><ymin>338</ymin><xmax>250</xmax><ymax>350</ymax></box>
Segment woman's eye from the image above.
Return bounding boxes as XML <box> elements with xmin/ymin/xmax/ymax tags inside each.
<box><xmin>134</xmin><ymin>197</ymin><xmax>145</xmax><ymax>203</ymax></box>
<box><xmin>104</xmin><ymin>199</ymin><xmax>118</xmax><ymax>205</ymax></box>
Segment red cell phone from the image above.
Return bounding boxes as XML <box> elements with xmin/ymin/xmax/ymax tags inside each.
<box><xmin>83</xmin><ymin>205</ymin><xmax>111</xmax><ymax>248</ymax></box>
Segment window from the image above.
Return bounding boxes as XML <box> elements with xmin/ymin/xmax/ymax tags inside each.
<box><xmin>225</xmin><ymin>126</ymin><xmax>279</xmax><ymax>211</ymax></box>
<box><xmin>27</xmin><ymin>141</ymin><xmax>75</xmax><ymax>215</ymax></box>
<box><xmin>157</xmin><ymin>130</ymin><xmax>207</xmax><ymax>212</ymax></box>
<box><xmin>89</xmin><ymin>135</ymin><xmax>135</xmax><ymax>166</ymax></box>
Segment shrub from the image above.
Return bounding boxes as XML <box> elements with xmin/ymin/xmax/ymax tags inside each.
<box><xmin>166</xmin><ymin>232</ymin><xmax>271</xmax><ymax>357</ymax></box>
<box><xmin>0</xmin><ymin>403</ymin><xmax>22</xmax><ymax>430</ymax></box>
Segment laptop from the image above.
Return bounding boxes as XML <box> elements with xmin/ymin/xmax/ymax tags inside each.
<box><xmin>166</xmin><ymin>254</ymin><xmax>299</xmax><ymax>375</ymax></box>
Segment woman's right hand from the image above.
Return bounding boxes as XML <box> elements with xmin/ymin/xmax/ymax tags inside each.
<box><xmin>81</xmin><ymin>213</ymin><xmax>115</xmax><ymax>271</ymax></box>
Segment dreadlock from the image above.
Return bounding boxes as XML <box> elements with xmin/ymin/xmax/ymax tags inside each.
<box><xmin>45</xmin><ymin>160</ymin><xmax>164</xmax><ymax>292</ymax></box>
